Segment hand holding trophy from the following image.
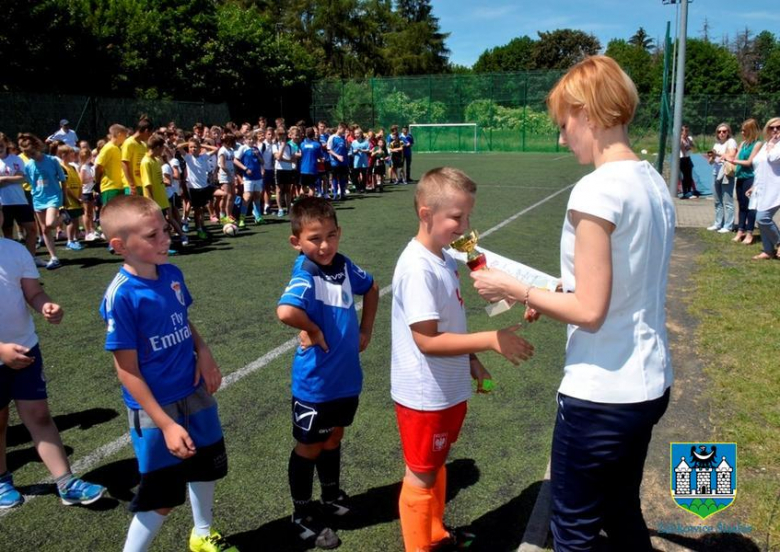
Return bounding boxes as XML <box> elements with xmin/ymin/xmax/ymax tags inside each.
<box><xmin>450</xmin><ymin>229</ymin><xmax>514</xmax><ymax>317</ymax></box>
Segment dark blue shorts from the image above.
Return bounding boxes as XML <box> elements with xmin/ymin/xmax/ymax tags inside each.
<box><xmin>262</xmin><ymin>170</ymin><xmax>275</xmax><ymax>189</ymax></box>
<box><xmin>0</xmin><ymin>344</ymin><xmax>47</xmax><ymax>408</ymax></box>
<box><xmin>292</xmin><ymin>395</ymin><xmax>359</xmax><ymax>444</ymax></box>
<box><xmin>128</xmin><ymin>385</ymin><xmax>227</xmax><ymax>512</ymax></box>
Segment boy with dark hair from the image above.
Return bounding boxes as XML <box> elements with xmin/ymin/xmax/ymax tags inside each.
<box><xmin>277</xmin><ymin>197</ymin><xmax>379</xmax><ymax>549</ymax></box>
<box><xmin>100</xmin><ymin>195</ymin><xmax>235</xmax><ymax>552</ymax></box>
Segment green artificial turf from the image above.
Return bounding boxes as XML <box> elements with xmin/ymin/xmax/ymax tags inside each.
<box><xmin>0</xmin><ymin>153</ymin><xmax>589</xmax><ymax>551</ymax></box>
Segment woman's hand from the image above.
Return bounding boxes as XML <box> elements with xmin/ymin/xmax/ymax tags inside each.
<box><xmin>470</xmin><ymin>268</ymin><xmax>518</xmax><ymax>303</ymax></box>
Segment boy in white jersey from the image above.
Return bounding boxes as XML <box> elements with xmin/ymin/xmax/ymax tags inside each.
<box><xmin>391</xmin><ymin>167</ymin><xmax>534</xmax><ymax>552</ymax></box>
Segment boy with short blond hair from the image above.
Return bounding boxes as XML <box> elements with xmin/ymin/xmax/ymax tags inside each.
<box><xmin>99</xmin><ymin>195</ymin><xmax>235</xmax><ymax>552</ymax></box>
<box><xmin>277</xmin><ymin>197</ymin><xmax>379</xmax><ymax>549</ymax></box>
<box><xmin>392</xmin><ymin>167</ymin><xmax>534</xmax><ymax>552</ymax></box>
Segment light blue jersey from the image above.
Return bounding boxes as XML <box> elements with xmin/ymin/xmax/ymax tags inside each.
<box><xmin>23</xmin><ymin>155</ymin><xmax>65</xmax><ymax>210</ymax></box>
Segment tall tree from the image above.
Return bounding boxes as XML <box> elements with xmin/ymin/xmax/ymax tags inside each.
<box><xmin>385</xmin><ymin>0</ymin><xmax>450</xmax><ymax>75</ymax></box>
<box><xmin>605</xmin><ymin>39</ymin><xmax>659</xmax><ymax>95</ymax></box>
<box><xmin>531</xmin><ymin>29</ymin><xmax>600</xmax><ymax>70</ymax></box>
<box><xmin>629</xmin><ymin>27</ymin><xmax>654</xmax><ymax>51</ymax></box>
<box><xmin>683</xmin><ymin>38</ymin><xmax>743</xmax><ymax>95</ymax></box>
<box><xmin>473</xmin><ymin>36</ymin><xmax>535</xmax><ymax>73</ymax></box>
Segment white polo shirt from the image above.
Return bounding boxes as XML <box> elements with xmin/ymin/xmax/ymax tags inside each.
<box><xmin>559</xmin><ymin>160</ymin><xmax>675</xmax><ymax>403</ymax></box>
<box><xmin>0</xmin><ymin>238</ymin><xmax>40</xmax><ymax>353</ymax></box>
<box><xmin>391</xmin><ymin>239</ymin><xmax>472</xmax><ymax>411</ymax></box>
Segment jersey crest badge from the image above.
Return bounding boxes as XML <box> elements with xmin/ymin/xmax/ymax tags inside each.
<box><xmin>171</xmin><ymin>281</ymin><xmax>186</xmax><ymax>306</ymax></box>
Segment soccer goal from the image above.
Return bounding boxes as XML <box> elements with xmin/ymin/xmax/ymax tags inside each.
<box><xmin>409</xmin><ymin>123</ymin><xmax>478</xmax><ymax>153</ymax></box>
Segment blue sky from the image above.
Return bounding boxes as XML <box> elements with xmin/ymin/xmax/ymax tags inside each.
<box><xmin>431</xmin><ymin>0</ymin><xmax>779</xmax><ymax>67</ymax></box>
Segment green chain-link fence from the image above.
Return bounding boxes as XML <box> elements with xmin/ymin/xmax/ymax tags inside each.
<box><xmin>0</xmin><ymin>93</ymin><xmax>231</xmax><ymax>145</ymax></box>
<box><xmin>311</xmin><ymin>73</ymin><xmax>780</xmax><ymax>155</ymax></box>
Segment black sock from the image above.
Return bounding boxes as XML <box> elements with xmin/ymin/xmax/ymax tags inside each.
<box><xmin>289</xmin><ymin>450</ymin><xmax>316</xmax><ymax>515</ymax></box>
<box><xmin>316</xmin><ymin>445</ymin><xmax>341</xmax><ymax>503</ymax></box>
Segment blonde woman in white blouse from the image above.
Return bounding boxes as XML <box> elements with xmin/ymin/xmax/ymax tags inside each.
<box><xmin>747</xmin><ymin>118</ymin><xmax>780</xmax><ymax>260</ymax></box>
<box><xmin>472</xmin><ymin>56</ymin><xmax>674</xmax><ymax>552</ymax></box>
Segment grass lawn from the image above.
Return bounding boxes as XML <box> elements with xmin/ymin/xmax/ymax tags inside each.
<box><xmin>0</xmin><ymin>153</ymin><xmax>589</xmax><ymax>551</ymax></box>
<box><xmin>689</xmin><ymin>230</ymin><xmax>780</xmax><ymax>548</ymax></box>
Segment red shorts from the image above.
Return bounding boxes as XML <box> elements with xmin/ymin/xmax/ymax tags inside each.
<box><xmin>395</xmin><ymin>401</ymin><xmax>467</xmax><ymax>473</ymax></box>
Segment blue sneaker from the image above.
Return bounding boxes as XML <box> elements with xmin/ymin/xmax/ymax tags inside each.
<box><xmin>66</xmin><ymin>241</ymin><xmax>84</xmax><ymax>251</ymax></box>
<box><xmin>182</xmin><ymin>223</ymin><xmax>190</xmax><ymax>233</ymax></box>
<box><xmin>45</xmin><ymin>258</ymin><xmax>62</xmax><ymax>270</ymax></box>
<box><xmin>58</xmin><ymin>477</ymin><xmax>106</xmax><ymax>506</ymax></box>
<box><xmin>0</xmin><ymin>473</ymin><xmax>23</xmax><ymax>509</ymax></box>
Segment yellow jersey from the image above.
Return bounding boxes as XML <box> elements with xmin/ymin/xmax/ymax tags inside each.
<box><xmin>18</xmin><ymin>152</ymin><xmax>31</xmax><ymax>191</ymax></box>
<box><xmin>95</xmin><ymin>143</ymin><xmax>124</xmax><ymax>192</ymax></box>
<box><xmin>140</xmin><ymin>153</ymin><xmax>169</xmax><ymax>210</ymax></box>
<box><xmin>60</xmin><ymin>162</ymin><xmax>82</xmax><ymax>210</ymax></box>
<box><xmin>121</xmin><ymin>135</ymin><xmax>147</xmax><ymax>188</ymax></box>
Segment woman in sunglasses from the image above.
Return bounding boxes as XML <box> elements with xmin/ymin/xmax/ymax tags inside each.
<box><xmin>706</xmin><ymin>124</ymin><xmax>738</xmax><ymax>232</ymax></box>
<box><xmin>745</xmin><ymin>118</ymin><xmax>780</xmax><ymax>260</ymax></box>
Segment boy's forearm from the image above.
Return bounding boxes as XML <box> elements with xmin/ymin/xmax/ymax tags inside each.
<box><xmin>114</xmin><ymin>351</ymin><xmax>175</xmax><ymax>429</ymax></box>
<box><xmin>189</xmin><ymin>322</ymin><xmax>212</xmax><ymax>357</ymax></box>
<box><xmin>360</xmin><ymin>282</ymin><xmax>380</xmax><ymax>334</ymax></box>
<box><xmin>277</xmin><ymin>305</ymin><xmax>320</xmax><ymax>333</ymax></box>
<box><xmin>413</xmin><ymin>330</ymin><xmax>496</xmax><ymax>356</ymax></box>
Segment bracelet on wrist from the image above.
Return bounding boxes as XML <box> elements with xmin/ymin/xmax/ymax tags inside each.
<box><xmin>523</xmin><ymin>286</ymin><xmax>532</xmax><ymax>307</ymax></box>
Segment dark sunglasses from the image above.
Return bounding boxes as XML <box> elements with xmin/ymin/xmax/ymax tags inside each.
<box><xmin>717</xmin><ymin>130</ymin><xmax>728</xmax><ymax>134</ymax></box>
<box><xmin>769</xmin><ymin>125</ymin><xmax>780</xmax><ymax>131</ymax></box>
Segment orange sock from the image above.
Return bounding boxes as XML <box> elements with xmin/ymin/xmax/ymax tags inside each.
<box><xmin>431</xmin><ymin>466</ymin><xmax>449</xmax><ymax>543</ymax></box>
<box><xmin>399</xmin><ymin>478</ymin><xmax>435</xmax><ymax>552</ymax></box>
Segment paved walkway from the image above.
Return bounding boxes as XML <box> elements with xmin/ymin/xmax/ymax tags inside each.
<box><xmin>674</xmin><ymin>195</ymin><xmax>780</xmax><ymax>229</ymax></box>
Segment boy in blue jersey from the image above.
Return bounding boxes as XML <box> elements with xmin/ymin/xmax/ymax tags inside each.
<box><xmin>400</xmin><ymin>126</ymin><xmax>414</xmax><ymax>183</ymax></box>
<box><xmin>327</xmin><ymin>123</ymin><xmax>349</xmax><ymax>201</ymax></box>
<box><xmin>99</xmin><ymin>195</ymin><xmax>236</xmax><ymax>552</ymax></box>
<box><xmin>233</xmin><ymin>131</ymin><xmax>265</xmax><ymax>226</ymax></box>
<box><xmin>300</xmin><ymin>127</ymin><xmax>324</xmax><ymax>198</ymax></box>
<box><xmin>277</xmin><ymin>197</ymin><xmax>379</xmax><ymax>549</ymax></box>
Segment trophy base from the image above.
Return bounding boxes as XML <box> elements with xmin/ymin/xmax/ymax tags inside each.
<box><xmin>485</xmin><ymin>299</ymin><xmax>513</xmax><ymax>317</ymax></box>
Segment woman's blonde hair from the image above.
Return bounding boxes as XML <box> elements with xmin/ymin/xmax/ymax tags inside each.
<box><xmin>741</xmin><ymin>119</ymin><xmax>760</xmax><ymax>143</ymax></box>
<box><xmin>547</xmin><ymin>55</ymin><xmax>639</xmax><ymax>129</ymax></box>
<box><xmin>763</xmin><ymin>117</ymin><xmax>780</xmax><ymax>140</ymax></box>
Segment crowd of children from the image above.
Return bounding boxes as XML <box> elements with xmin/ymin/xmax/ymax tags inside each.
<box><xmin>1</xmin><ymin>112</ymin><xmax>537</xmax><ymax>552</ymax></box>
<box><xmin>0</xmin><ymin>118</ymin><xmax>416</xmax><ymax>269</ymax></box>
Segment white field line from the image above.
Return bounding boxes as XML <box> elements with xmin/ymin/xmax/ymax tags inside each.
<box><xmin>1</xmin><ymin>181</ymin><xmax>573</xmax><ymax>518</ymax></box>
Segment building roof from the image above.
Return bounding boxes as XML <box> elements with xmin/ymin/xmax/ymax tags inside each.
<box><xmin>675</xmin><ymin>457</ymin><xmax>691</xmax><ymax>472</ymax></box>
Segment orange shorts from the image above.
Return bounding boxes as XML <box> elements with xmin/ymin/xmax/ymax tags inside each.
<box><xmin>395</xmin><ymin>401</ymin><xmax>467</xmax><ymax>473</ymax></box>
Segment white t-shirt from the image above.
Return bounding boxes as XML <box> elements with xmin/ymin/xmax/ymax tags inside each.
<box><xmin>169</xmin><ymin>158</ymin><xmax>181</xmax><ymax>194</ymax></box>
<box><xmin>260</xmin><ymin>141</ymin><xmax>275</xmax><ymax>170</ymax></box>
<box><xmin>0</xmin><ymin>154</ymin><xmax>29</xmax><ymax>206</ymax></box>
<box><xmin>217</xmin><ymin>146</ymin><xmax>235</xmax><ymax>183</ymax></box>
<box><xmin>559</xmin><ymin>160</ymin><xmax>675</xmax><ymax>403</ymax></box>
<box><xmin>391</xmin><ymin>239</ymin><xmax>472</xmax><ymax>410</ymax></box>
<box><xmin>184</xmin><ymin>153</ymin><xmax>212</xmax><ymax>189</ymax></box>
<box><xmin>0</xmin><ymin>238</ymin><xmax>40</xmax><ymax>352</ymax></box>
<box><xmin>273</xmin><ymin>142</ymin><xmax>294</xmax><ymax>171</ymax></box>
<box><xmin>48</xmin><ymin>128</ymin><xmax>78</xmax><ymax>147</ymax></box>
<box><xmin>79</xmin><ymin>162</ymin><xmax>95</xmax><ymax>194</ymax></box>
<box><xmin>752</xmin><ymin>142</ymin><xmax>780</xmax><ymax>212</ymax></box>
<box><xmin>162</xmin><ymin>163</ymin><xmax>178</xmax><ymax>198</ymax></box>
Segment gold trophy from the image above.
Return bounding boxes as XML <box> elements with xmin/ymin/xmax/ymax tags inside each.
<box><xmin>451</xmin><ymin>230</ymin><xmax>513</xmax><ymax>317</ymax></box>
